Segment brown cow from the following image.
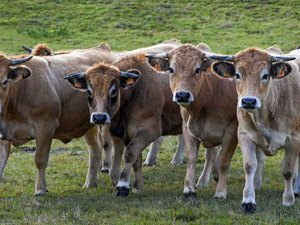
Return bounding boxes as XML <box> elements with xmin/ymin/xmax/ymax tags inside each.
<box><xmin>0</xmin><ymin>45</ymin><xmax>118</xmax><ymax>195</ymax></box>
<box><xmin>22</xmin><ymin>40</ymin><xmax>186</xmax><ymax>170</ymax></box>
<box><xmin>148</xmin><ymin>43</ymin><xmax>247</xmax><ymax>200</ymax></box>
<box><xmin>210</xmin><ymin>46</ymin><xmax>300</xmax><ymax>213</ymax></box>
<box><xmin>65</xmin><ymin>54</ymin><xmax>185</xmax><ymax>196</ymax></box>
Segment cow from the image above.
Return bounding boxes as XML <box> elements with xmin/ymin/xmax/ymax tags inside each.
<box><xmin>65</xmin><ymin>53</ymin><xmax>220</xmax><ymax>196</ymax></box>
<box><xmin>147</xmin><ymin>43</ymin><xmax>266</xmax><ymax>200</ymax></box>
<box><xmin>0</xmin><ymin>44</ymin><xmax>119</xmax><ymax>195</ymax></box>
<box><xmin>21</xmin><ymin>40</ymin><xmax>186</xmax><ymax>170</ymax></box>
<box><xmin>210</xmin><ymin>46</ymin><xmax>300</xmax><ymax>213</ymax></box>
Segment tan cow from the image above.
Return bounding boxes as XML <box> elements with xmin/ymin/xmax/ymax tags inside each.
<box><xmin>65</xmin><ymin>54</ymin><xmax>182</xmax><ymax>196</ymax></box>
<box><xmin>22</xmin><ymin>40</ymin><xmax>186</xmax><ymax>170</ymax></box>
<box><xmin>210</xmin><ymin>47</ymin><xmax>300</xmax><ymax>213</ymax></box>
<box><xmin>147</xmin><ymin>43</ymin><xmax>260</xmax><ymax>200</ymax></box>
<box><xmin>0</xmin><ymin>45</ymin><xmax>118</xmax><ymax>195</ymax></box>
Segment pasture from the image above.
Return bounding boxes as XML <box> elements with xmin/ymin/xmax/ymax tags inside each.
<box><xmin>0</xmin><ymin>0</ymin><xmax>300</xmax><ymax>224</ymax></box>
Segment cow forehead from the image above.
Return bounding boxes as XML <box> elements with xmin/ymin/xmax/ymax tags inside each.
<box><xmin>173</xmin><ymin>45</ymin><xmax>203</xmax><ymax>59</ymax></box>
<box><xmin>171</xmin><ymin>45</ymin><xmax>203</xmax><ymax>69</ymax></box>
<box><xmin>235</xmin><ymin>48</ymin><xmax>271</xmax><ymax>72</ymax></box>
<box><xmin>87</xmin><ymin>72</ymin><xmax>118</xmax><ymax>95</ymax></box>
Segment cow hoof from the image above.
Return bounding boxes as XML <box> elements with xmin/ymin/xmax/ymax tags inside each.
<box><xmin>34</xmin><ymin>189</ymin><xmax>48</xmax><ymax>196</ymax></box>
<box><xmin>83</xmin><ymin>182</ymin><xmax>97</xmax><ymax>189</ymax></box>
<box><xmin>214</xmin><ymin>192</ymin><xmax>227</xmax><ymax>200</ymax></box>
<box><xmin>116</xmin><ymin>186</ymin><xmax>130</xmax><ymax>197</ymax></box>
<box><xmin>101</xmin><ymin>169</ymin><xmax>109</xmax><ymax>174</ymax></box>
<box><xmin>242</xmin><ymin>203</ymin><xmax>256</xmax><ymax>214</ymax></box>
<box><xmin>294</xmin><ymin>193</ymin><xmax>300</xmax><ymax>198</ymax></box>
<box><xmin>183</xmin><ymin>192</ymin><xmax>197</xmax><ymax>201</ymax></box>
<box><xmin>143</xmin><ymin>162</ymin><xmax>155</xmax><ymax>167</ymax></box>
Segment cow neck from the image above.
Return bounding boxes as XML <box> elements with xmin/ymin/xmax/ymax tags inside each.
<box><xmin>264</xmin><ymin>76</ymin><xmax>299</xmax><ymax>125</ymax></box>
<box><xmin>191</xmin><ymin>72</ymin><xmax>227</xmax><ymax>116</ymax></box>
<box><xmin>109</xmin><ymin>85</ymin><xmax>136</xmax><ymax>141</ymax></box>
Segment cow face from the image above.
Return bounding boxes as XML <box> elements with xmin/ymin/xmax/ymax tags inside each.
<box><xmin>211</xmin><ymin>48</ymin><xmax>294</xmax><ymax>111</ymax></box>
<box><xmin>157</xmin><ymin>44</ymin><xmax>212</xmax><ymax>107</ymax></box>
<box><xmin>0</xmin><ymin>55</ymin><xmax>32</xmax><ymax>113</ymax></box>
<box><xmin>65</xmin><ymin>64</ymin><xmax>140</xmax><ymax>125</ymax></box>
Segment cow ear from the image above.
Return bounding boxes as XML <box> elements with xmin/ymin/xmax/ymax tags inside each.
<box><xmin>64</xmin><ymin>73</ymin><xmax>88</xmax><ymax>91</ymax></box>
<box><xmin>270</xmin><ymin>62</ymin><xmax>292</xmax><ymax>79</ymax></box>
<box><xmin>8</xmin><ymin>65</ymin><xmax>32</xmax><ymax>82</ymax></box>
<box><xmin>201</xmin><ymin>58</ymin><xmax>214</xmax><ymax>72</ymax></box>
<box><xmin>211</xmin><ymin>62</ymin><xmax>235</xmax><ymax>78</ymax></box>
<box><xmin>120</xmin><ymin>69</ymin><xmax>140</xmax><ymax>88</ymax></box>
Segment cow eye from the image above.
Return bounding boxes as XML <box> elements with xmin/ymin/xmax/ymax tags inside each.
<box><xmin>261</xmin><ymin>74</ymin><xmax>269</xmax><ymax>80</ymax></box>
<box><xmin>2</xmin><ymin>79</ymin><xmax>8</xmax><ymax>88</ymax></box>
<box><xmin>235</xmin><ymin>73</ymin><xmax>241</xmax><ymax>79</ymax></box>
<box><xmin>110</xmin><ymin>88</ymin><xmax>117</xmax><ymax>99</ymax></box>
<box><xmin>194</xmin><ymin>67</ymin><xmax>201</xmax><ymax>75</ymax></box>
<box><xmin>168</xmin><ymin>67</ymin><xmax>174</xmax><ymax>74</ymax></box>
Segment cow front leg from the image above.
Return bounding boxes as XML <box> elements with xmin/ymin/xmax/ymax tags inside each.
<box><xmin>254</xmin><ymin>149</ymin><xmax>265</xmax><ymax>190</ymax></box>
<box><xmin>239</xmin><ymin>132</ymin><xmax>257</xmax><ymax>214</ymax></box>
<box><xmin>116</xmin><ymin>128</ymin><xmax>158</xmax><ymax>197</ymax></box>
<box><xmin>110</xmin><ymin>137</ymin><xmax>125</xmax><ymax>187</ymax></box>
<box><xmin>101</xmin><ymin>126</ymin><xmax>112</xmax><ymax>173</ymax></box>
<box><xmin>143</xmin><ymin>136</ymin><xmax>164</xmax><ymax>166</ymax></box>
<box><xmin>214</xmin><ymin>121</ymin><xmax>237</xmax><ymax>199</ymax></box>
<box><xmin>282</xmin><ymin>142</ymin><xmax>298</xmax><ymax>206</ymax></box>
<box><xmin>182</xmin><ymin>124</ymin><xmax>200</xmax><ymax>200</ymax></box>
<box><xmin>83</xmin><ymin>126</ymin><xmax>102</xmax><ymax>188</ymax></box>
<box><xmin>171</xmin><ymin>134</ymin><xmax>185</xmax><ymax>165</ymax></box>
<box><xmin>294</xmin><ymin>153</ymin><xmax>300</xmax><ymax>196</ymax></box>
<box><xmin>133</xmin><ymin>152</ymin><xmax>143</xmax><ymax>193</ymax></box>
<box><xmin>34</xmin><ymin>137</ymin><xmax>52</xmax><ymax>195</ymax></box>
<box><xmin>0</xmin><ymin>141</ymin><xmax>11</xmax><ymax>181</ymax></box>
<box><xmin>196</xmin><ymin>147</ymin><xmax>218</xmax><ymax>188</ymax></box>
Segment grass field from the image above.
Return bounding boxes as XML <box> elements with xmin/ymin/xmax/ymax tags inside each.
<box><xmin>0</xmin><ymin>0</ymin><xmax>300</xmax><ymax>224</ymax></box>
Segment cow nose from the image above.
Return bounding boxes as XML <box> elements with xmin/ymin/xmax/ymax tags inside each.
<box><xmin>91</xmin><ymin>113</ymin><xmax>110</xmax><ymax>125</ymax></box>
<box><xmin>175</xmin><ymin>91</ymin><xmax>191</xmax><ymax>103</ymax></box>
<box><xmin>241</xmin><ymin>97</ymin><xmax>257</xmax><ymax>109</ymax></box>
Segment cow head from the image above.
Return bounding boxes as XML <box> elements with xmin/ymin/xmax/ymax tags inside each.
<box><xmin>146</xmin><ymin>44</ymin><xmax>214</xmax><ymax>107</ymax></box>
<box><xmin>210</xmin><ymin>48</ymin><xmax>295</xmax><ymax>111</ymax></box>
<box><xmin>0</xmin><ymin>54</ymin><xmax>33</xmax><ymax>99</ymax></box>
<box><xmin>65</xmin><ymin>64</ymin><xmax>140</xmax><ymax>125</ymax></box>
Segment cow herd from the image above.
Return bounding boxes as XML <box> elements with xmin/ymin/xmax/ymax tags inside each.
<box><xmin>0</xmin><ymin>39</ymin><xmax>299</xmax><ymax>214</ymax></box>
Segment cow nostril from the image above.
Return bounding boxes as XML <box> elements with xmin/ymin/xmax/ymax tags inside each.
<box><xmin>241</xmin><ymin>97</ymin><xmax>257</xmax><ymax>109</ymax></box>
<box><xmin>175</xmin><ymin>91</ymin><xmax>190</xmax><ymax>100</ymax></box>
<box><xmin>92</xmin><ymin>113</ymin><xmax>109</xmax><ymax>124</ymax></box>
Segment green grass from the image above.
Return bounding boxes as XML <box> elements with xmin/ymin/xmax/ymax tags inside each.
<box><xmin>1</xmin><ymin>0</ymin><xmax>300</xmax><ymax>224</ymax></box>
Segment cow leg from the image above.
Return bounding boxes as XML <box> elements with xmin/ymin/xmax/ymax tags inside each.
<box><xmin>110</xmin><ymin>137</ymin><xmax>125</xmax><ymax>187</ymax></box>
<box><xmin>171</xmin><ymin>134</ymin><xmax>185</xmax><ymax>165</ymax></box>
<box><xmin>196</xmin><ymin>147</ymin><xmax>218</xmax><ymax>187</ymax></box>
<box><xmin>101</xmin><ymin>126</ymin><xmax>112</xmax><ymax>173</ymax></box>
<box><xmin>143</xmin><ymin>136</ymin><xmax>164</xmax><ymax>166</ymax></box>
<box><xmin>294</xmin><ymin>153</ymin><xmax>300</xmax><ymax>196</ymax></box>
<box><xmin>183</xmin><ymin>124</ymin><xmax>200</xmax><ymax>199</ymax></box>
<box><xmin>254</xmin><ymin>149</ymin><xmax>265</xmax><ymax>190</ymax></box>
<box><xmin>133</xmin><ymin>152</ymin><xmax>144</xmax><ymax>193</ymax></box>
<box><xmin>214</xmin><ymin>122</ymin><xmax>237</xmax><ymax>199</ymax></box>
<box><xmin>34</xmin><ymin>137</ymin><xmax>52</xmax><ymax>195</ymax></box>
<box><xmin>239</xmin><ymin>132</ymin><xmax>257</xmax><ymax>214</ymax></box>
<box><xmin>282</xmin><ymin>144</ymin><xmax>298</xmax><ymax>206</ymax></box>
<box><xmin>0</xmin><ymin>141</ymin><xmax>11</xmax><ymax>181</ymax></box>
<box><xmin>116</xmin><ymin>127</ymin><xmax>159</xmax><ymax>197</ymax></box>
<box><xmin>83</xmin><ymin>127</ymin><xmax>102</xmax><ymax>188</ymax></box>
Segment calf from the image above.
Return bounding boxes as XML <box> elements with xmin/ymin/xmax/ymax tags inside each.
<box><xmin>65</xmin><ymin>54</ymin><xmax>183</xmax><ymax>195</ymax></box>
<box><xmin>0</xmin><ymin>45</ymin><xmax>117</xmax><ymax>195</ymax></box>
<box><xmin>211</xmin><ymin>46</ymin><xmax>300</xmax><ymax>213</ymax></box>
<box><xmin>148</xmin><ymin>43</ymin><xmax>254</xmax><ymax>200</ymax></box>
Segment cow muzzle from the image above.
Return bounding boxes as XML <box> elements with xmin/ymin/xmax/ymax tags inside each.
<box><xmin>173</xmin><ymin>90</ymin><xmax>194</xmax><ymax>105</ymax></box>
<box><xmin>90</xmin><ymin>112</ymin><xmax>111</xmax><ymax>125</ymax></box>
<box><xmin>239</xmin><ymin>96</ymin><xmax>261</xmax><ymax>110</ymax></box>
